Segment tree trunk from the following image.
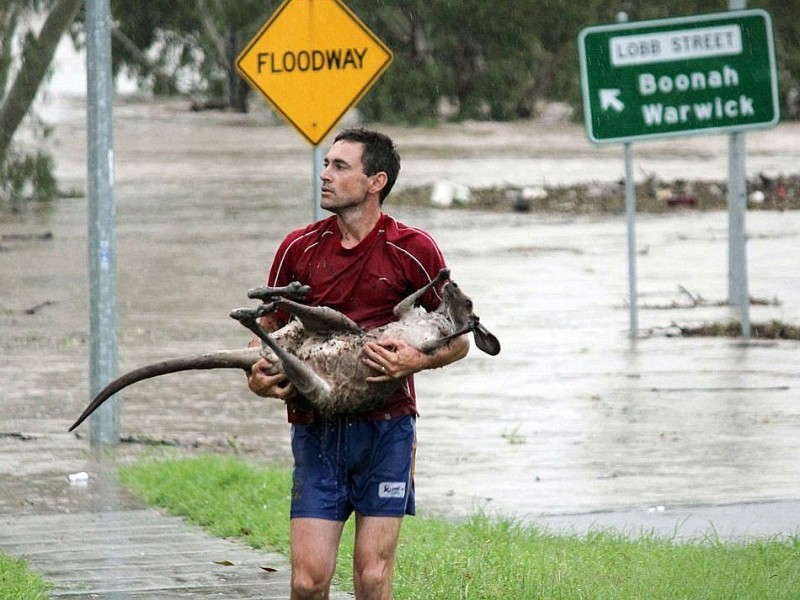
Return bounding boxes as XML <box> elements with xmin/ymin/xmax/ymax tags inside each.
<box><xmin>226</xmin><ymin>31</ymin><xmax>249</xmax><ymax>113</ymax></box>
<box><xmin>0</xmin><ymin>0</ymin><xmax>84</xmax><ymax>165</ymax></box>
<box><xmin>1</xmin><ymin>7</ymin><xmax>22</xmax><ymax>96</ymax></box>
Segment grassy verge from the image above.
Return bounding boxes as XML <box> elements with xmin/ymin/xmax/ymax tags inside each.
<box><xmin>119</xmin><ymin>454</ymin><xmax>800</xmax><ymax>599</ymax></box>
<box><xmin>0</xmin><ymin>553</ymin><xmax>50</xmax><ymax>600</ymax></box>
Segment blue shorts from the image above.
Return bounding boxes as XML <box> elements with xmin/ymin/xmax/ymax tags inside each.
<box><xmin>290</xmin><ymin>415</ymin><xmax>416</xmax><ymax>521</ymax></box>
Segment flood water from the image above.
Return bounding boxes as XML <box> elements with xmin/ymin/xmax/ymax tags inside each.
<box><xmin>2</xmin><ymin>92</ymin><xmax>799</xmax><ymax>521</ymax></box>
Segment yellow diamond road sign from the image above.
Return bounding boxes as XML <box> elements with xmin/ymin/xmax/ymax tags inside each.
<box><xmin>236</xmin><ymin>0</ymin><xmax>393</xmax><ymax>146</ymax></box>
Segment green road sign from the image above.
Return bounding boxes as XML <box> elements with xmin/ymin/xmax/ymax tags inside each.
<box><xmin>579</xmin><ymin>10</ymin><xmax>779</xmax><ymax>144</ymax></box>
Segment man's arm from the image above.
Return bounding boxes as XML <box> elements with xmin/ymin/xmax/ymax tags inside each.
<box><xmin>362</xmin><ymin>335</ymin><xmax>469</xmax><ymax>382</ymax></box>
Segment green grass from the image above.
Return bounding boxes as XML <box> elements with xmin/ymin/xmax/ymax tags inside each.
<box><xmin>120</xmin><ymin>455</ymin><xmax>800</xmax><ymax>599</ymax></box>
<box><xmin>0</xmin><ymin>552</ymin><xmax>50</xmax><ymax>600</ymax></box>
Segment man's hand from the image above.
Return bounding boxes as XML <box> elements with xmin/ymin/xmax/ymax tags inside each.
<box><xmin>363</xmin><ymin>334</ymin><xmax>469</xmax><ymax>383</ymax></box>
<box><xmin>363</xmin><ymin>338</ymin><xmax>426</xmax><ymax>382</ymax></box>
<box><xmin>247</xmin><ymin>357</ymin><xmax>294</xmax><ymax>399</ymax></box>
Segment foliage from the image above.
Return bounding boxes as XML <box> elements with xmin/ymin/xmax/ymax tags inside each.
<box><xmin>0</xmin><ymin>0</ymin><xmax>79</xmax><ymax>206</ymax></box>
<box><xmin>331</xmin><ymin>0</ymin><xmax>800</xmax><ymax>122</ymax></box>
<box><xmin>349</xmin><ymin>1</ymin><xmax>547</xmax><ymax>122</ymax></box>
<box><xmin>121</xmin><ymin>455</ymin><xmax>800</xmax><ymax>599</ymax></box>
<box><xmin>766</xmin><ymin>0</ymin><xmax>800</xmax><ymax>118</ymax></box>
<box><xmin>89</xmin><ymin>0</ymin><xmax>283</xmax><ymax>110</ymax></box>
<box><xmin>0</xmin><ymin>552</ymin><xmax>51</xmax><ymax>600</ymax></box>
<box><xmin>97</xmin><ymin>0</ymin><xmax>800</xmax><ymax>122</ymax></box>
<box><xmin>0</xmin><ymin>147</ymin><xmax>58</xmax><ymax>205</ymax></box>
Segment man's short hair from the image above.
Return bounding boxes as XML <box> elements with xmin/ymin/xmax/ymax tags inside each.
<box><xmin>333</xmin><ymin>128</ymin><xmax>400</xmax><ymax>203</ymax></box>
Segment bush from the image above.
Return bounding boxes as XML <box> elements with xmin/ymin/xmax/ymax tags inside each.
<box><xmin>0</xmin><ymin>148</ymin><xmax>58</xmax><ymax>207</ymax></box>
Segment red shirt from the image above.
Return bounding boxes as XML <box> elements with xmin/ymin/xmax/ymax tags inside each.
<box><xmin>266</xmin><ymin>213</ymin><xmax>447</xmax><ymax>423</ymax></box>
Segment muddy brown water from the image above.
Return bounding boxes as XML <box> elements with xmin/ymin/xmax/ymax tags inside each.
<box><xmin>2</xmin><ymin>97</ymin><xmax>799</xmax><ymax>522</ymax></box>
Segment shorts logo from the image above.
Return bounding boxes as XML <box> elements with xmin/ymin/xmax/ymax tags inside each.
<box><xmin>378</xmin><ymin>482</ymin><xmax>406</xmax><ymax>499</ymax></box>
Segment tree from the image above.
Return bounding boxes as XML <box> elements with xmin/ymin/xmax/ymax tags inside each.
<box><xmin>764</xmin><ymin>0</ymin><xmax>800</xmax><ymax>118</ymax></box>
<box><xmin>0</xmin><ymin>0</ymin><xmax>83</xmax><ymax>203</ymax></box>
<box><xmin>349</xmin><ymin>1</ymin><xmax>548</xmax><ymax>122</ymax></box>
<box><xmin>3</xmin><ymin>0</ymin><xmax>798</xmax><ymax>184</ymax></box>
<box><xmin>93</xmin><ymin>0</ymin><xmax>800</xmax><ymax>123</ymax></box>
<box><xmin>102</xmin><ymin>0</ymin><xmax>279</xmax><ymax>111</ymax></box>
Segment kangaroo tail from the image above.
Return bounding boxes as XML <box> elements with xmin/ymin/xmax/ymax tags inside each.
<box><xmin>69</xmin><ymin>348</ymin><xmax>261</xmax><ymax>432</ymax></box>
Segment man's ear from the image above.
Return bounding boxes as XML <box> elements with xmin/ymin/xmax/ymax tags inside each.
<box><xmin>369</xmin><ymin>171</ymin><xmax>388</xmax><ymax>196</ymax></box>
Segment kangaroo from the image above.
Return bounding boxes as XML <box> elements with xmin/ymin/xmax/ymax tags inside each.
<box><xmin>69</xmin><ymin>268</ymin><xmax>500</xmax><ymax>430</ymax></box>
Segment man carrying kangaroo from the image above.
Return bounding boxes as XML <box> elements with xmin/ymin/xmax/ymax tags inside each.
<box><xmin>247</xmin><ymin>128</ymin><xmax>470</xmax><ymax>599</ymax></box>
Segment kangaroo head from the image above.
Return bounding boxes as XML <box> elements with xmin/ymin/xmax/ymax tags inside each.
<box><xmin>442</xmin><ymin>281</ymin><xmax>501</xmax><ymax>356</ymax></box>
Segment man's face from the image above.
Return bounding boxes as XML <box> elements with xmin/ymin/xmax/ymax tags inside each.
<box><xmin>320</xmin><ymin>140</ymin><xmax>375</xmax><ymax>212</ymax></box>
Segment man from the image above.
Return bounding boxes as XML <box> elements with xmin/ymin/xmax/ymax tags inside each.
<box><xmin>247</xmin><ymin>128</ymin><xmax>469</xmax><ymax>600</ymax></box>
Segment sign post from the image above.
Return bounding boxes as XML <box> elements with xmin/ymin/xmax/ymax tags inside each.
<box><xmin>579</xmin><ymin>10</ymin><xmax>778</xmax><ymax>339</ymax></box>
<box><xmin>728</xmin><ymin>0</ymin><xmax>750</xmax><ymax>339</ymax></box>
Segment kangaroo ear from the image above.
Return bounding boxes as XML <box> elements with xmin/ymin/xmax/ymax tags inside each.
<box><xmin>473</xmin><ymin>323</ymin><xmax>501</xmax><ymax>356</ymax></box>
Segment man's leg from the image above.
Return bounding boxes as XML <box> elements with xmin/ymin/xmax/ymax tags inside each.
<box><xmin>290</xmin><ymin>517</ymin><xmax>346</xmax><ymax>600</ymax></box>
<box><xmin>352</xmin><ymin>514</ymin><xmax>404</xmax><ymax>600</ymax></box>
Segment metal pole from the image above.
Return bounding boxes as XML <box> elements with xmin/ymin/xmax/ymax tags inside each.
<box><xmin>616</xmin><ymin>11</ymin><xmax>638</xmax><ymax>339</ymax></box>
<box><xmin>727</xmin><ymin>0</ymin><xmax>751</xmax><ymax>340</ymax></box>
<box><xmin>86</xmin><ymin>0</ymin><xmax>119</xmax><ymax>444</ymax></box>
<box><xmin>624</xmin><ymin>142</ymin><xmax>638</xmax><ymax>338</ymax></box>
<box><xmin>312</xmin><ymin>145</ymin><xmax>323</xmax><ymax>221</ymax></box>
<box><xmin>727</xmin><ymin>132</ymin><xmax>751</xmax><ymax>339</ymax></box>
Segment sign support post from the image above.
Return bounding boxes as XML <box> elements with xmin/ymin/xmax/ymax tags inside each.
<box><xmin>727</xmin><ymin>0</ymin><xmax>751</xmax><ymax>339</ymax></box>
<box><xmin>624</xmin><ymin>142</ymin><xmax>638</xmax><ymax>338</ymax></box>
<box><xmin>727</xmin><ymin>132</ymin><xmax>750</xmax><ymax>338</ymax></box>
<box><xmin>312</xmin><ymin>146</ymin><xmax>323</xmax><ymax>222</ymax></box>
<box><xmin>617</xmin><ymin>11</ymin><xmax>639</xmax><ymax>339</ymax></box>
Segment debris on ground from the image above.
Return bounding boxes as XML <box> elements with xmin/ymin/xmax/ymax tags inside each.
<box><xmin>395</xmin><ymin>173</ymin><xmax>800</xmax><ymax>214</ymax></box>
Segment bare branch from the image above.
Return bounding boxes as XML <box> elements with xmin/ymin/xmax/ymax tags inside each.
<box><xmin>194</xmin><ymin>0</ymin><xmax>229</xmax><ymax>73</ymax></box>
<box><xmin>110</xmin><ymin>25</ymin><xmax>172</xmax><ymax>90</ymax></box>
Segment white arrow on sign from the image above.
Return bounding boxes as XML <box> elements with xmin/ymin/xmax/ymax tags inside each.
<box><xmin>600</xmin><ymin>88</ymin><xmax>625</xmax><ymax>112</ymax></box>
